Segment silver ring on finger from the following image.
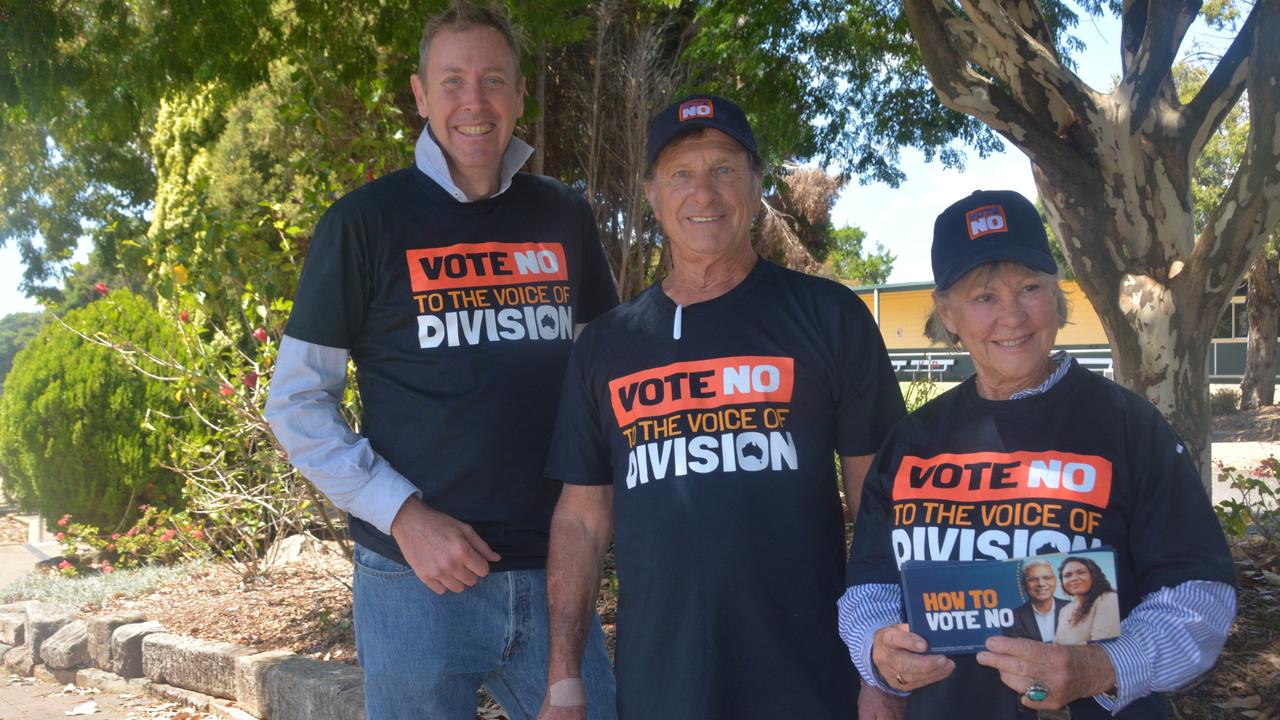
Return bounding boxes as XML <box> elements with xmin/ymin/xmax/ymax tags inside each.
<box><xmin>1024</xmin><ymin>680</ymin><xmax>1050</xmax><ymax>702</ymax></box>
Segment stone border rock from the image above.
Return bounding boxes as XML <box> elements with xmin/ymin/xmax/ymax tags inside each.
<box><xmin>0</xmin><ymin>600</ymin><xmax>363</xmax><ymax>719</ymax></box>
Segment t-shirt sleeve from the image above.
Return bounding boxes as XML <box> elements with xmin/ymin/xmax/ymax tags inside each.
<box><xmin>283</xmin><ymin>205</ymin><xmax>370</xmax><ymax>349</ymax></box>
<box><xmin>1124</xmin><ymin>408</ymin><xmax>1236</xmax><ymax>594</ymax></box>
<box><xmin>573</xmin><ymin>201</ymin><xmax>620</xmax><ymax>324</ymax></box>
<box><xmin>834</xmin><ymin>291</ymin><xmax>907</xmax><ymax>457</ymax></box>
<box><xmin>545</xmin><ymin>336</ymin><xmax>613</xmax><ymax>486</ymax></box>
<box><xmin>845</xmin><ymin>443</ymin><xmax>904</xmax><ymax>586</ymax></box>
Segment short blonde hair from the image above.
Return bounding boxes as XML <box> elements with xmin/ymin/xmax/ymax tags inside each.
<box><xmin>924</xmin><ymin>262</ymin><xmax>1069</xmax><ymax>347</ymax></box>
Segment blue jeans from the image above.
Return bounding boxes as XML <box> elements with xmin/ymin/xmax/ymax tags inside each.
<box><xmin>353</xmin><ymin>544</ymin><xmax>617</xmax><ymax>719</ymax></box>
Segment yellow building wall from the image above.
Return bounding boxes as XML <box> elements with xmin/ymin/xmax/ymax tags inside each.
<box><xmin>854</xmin><ymin>280</ymin><xmax>1109</xmax><ymax>350</ymax></box>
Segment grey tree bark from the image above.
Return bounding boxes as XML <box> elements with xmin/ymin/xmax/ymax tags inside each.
<box><xmin>1241</xmin><ymin>253</ymin><xmax>1280</xmax><ymax>408</ymax></box>
<box><xmin>901</xmin><ymin>0</ymin><xmax>1280</xmax><ymax>492</ymax></box>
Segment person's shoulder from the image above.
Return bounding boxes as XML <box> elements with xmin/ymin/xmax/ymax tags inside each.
<box><xmin>857</xmin><ymin>384</ymin><xmax>956</xmax><ymax>454</ymax></box>
<box><xmin>895</xmin><ymin>381</ymin><xmax>966</xmax><ymax>428</ymax></box>
<box><xmin>322</xmin><ymin>167</ymin><xmax>420</xmax><ymax>219</ymax></box>
<box><xmin>766</xmin><ymin>261</ymin><xmax>861</xmax><ymax>300</ymax></box>
<box><xmin>1063</xmin><ymin>363</ymin><xmax>1167</xmax><ymax>424</ymax></box>
<box><xmin>579</xmin><ymin>286</ymin><xmax>663</xmax><ymax>339</ymax></box>
<box><xmin>510</xmin><ymin>172</ymin><xmax>590</xmax><ymax>210</ymax></box>
<box><xmin>760</xmin><ymin>261</ymin><xmax>880</xmax><ymax>331</ymax></box>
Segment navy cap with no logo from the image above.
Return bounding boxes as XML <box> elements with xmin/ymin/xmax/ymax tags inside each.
<box><xmin>931</xmin><ymin>190</ymin><xmax>1057</xmax><ymax>291</ymax></box>
<box><xmin>646</xmin><ymin>94</ymin><xmax>759</xmax><ymax>171</ymax></box>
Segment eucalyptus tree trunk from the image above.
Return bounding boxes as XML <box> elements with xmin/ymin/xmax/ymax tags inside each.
<box><xmin>902</xmin><ymin>0</ymin><xmax>1280</xmax><ymax>492</ymax></box>
<box><xmin>1241</xmin><ymin>255</ymin><xmax>1280</xmax><ymax>408</ymax></box>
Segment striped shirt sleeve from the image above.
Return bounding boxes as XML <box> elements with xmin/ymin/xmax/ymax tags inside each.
<box><xmin>837</xmin><ymin>582</ymin><xmax>909</xmax><ymax>696</ymax></box>
<box><xmin>1095</xmin><ymin>579</ymin><xmax>1236</xmax><ymax>713</ymax></box>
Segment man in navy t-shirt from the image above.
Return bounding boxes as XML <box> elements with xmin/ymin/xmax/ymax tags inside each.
<box><xmin>264</xmin><ymin>4</ymin><xmax>618</xmax><ymax>718</ymax></box>
<box><xmin>536</xmin><ymin>95</ymin><xmax>906</xmax><ymax>720</ymax></box>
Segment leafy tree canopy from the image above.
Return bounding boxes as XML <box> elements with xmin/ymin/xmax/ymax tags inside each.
<box><xmin>828</xmin><ymin>225</ymin><xmax>894</xmax><ymax>286</ymax></box>
<box><xmin>1</xmin><ymin>0</ymin><xmax>1105</xmax><ymax>300</ymax></box>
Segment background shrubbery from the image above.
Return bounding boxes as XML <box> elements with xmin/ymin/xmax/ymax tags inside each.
<box><xmin>0</xmin><ymin>291</ymin><xmax>193</xmax><ymax>530</ymax></box>
<box><xmin>1211</xmin><ymin>387</ymin><xmax>1241</xmax><ymax>416</ymax></box>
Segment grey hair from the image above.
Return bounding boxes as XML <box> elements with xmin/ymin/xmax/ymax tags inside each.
<box><xmin>418</xmin><ymin>2</ymin><xmax>522</xmax><ymax>76</ymax></box>
<box><xmin>1022</xmin><ymin>558</ymin><xmax>1053</xmax><ymax>577</ymax></box>
<box><xmin>923</xmin><ymin>263</ymin><xmax>1069</xmax><ymax>347</ymax></box>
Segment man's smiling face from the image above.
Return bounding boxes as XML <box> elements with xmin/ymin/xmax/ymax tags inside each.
<box><xmin>412</xmin><ymin>26</ymin><xmax>524</xmax><ymax>196</ymax></box>
<box><xmin>645</xmin><ymin>129</ymin><xmax>761</xmax><ymax>261</ymax></box>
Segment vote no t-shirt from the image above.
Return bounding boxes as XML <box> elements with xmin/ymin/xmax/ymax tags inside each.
<box><xmin>286</xmin><ymin>167</ymin><xmax>618</xmax><ymax>568</ymax></box>
<box><xmin>547</xmin><ymin>258</ymin><xmax>905</xmax><ymax>719</ymax></box>
<box><xmin>845</xmin><ymin>363</ymin><xmax>1236</xmax><ymax>720</ymax></box>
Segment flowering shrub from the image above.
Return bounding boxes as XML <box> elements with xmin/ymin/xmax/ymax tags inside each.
<box><xmin>52</xmin><ymin>290</ymin><xmax>352</xmax><ymax>579</ymax></box>
<box><xmin>54</xmin><ymin>506</ymin><xmax>212</xmax><ymax>576</ymax></box>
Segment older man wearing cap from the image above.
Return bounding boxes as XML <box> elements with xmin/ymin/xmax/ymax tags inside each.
<box><xmin>535</xmin><ymin>94</ymin><xmax>907</xmax><ymax>720</ymax></box>
<box><xmin>837</xmin><ymin>189</ymin><xmax>1236</xmax><ymax>719</ymax></box>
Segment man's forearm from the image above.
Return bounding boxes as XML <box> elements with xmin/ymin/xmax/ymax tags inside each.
<box><xmin>545</xmin><ymin>493</ymin><xmax>611</xmax><ymax>682</ymax></box>
<box><xmin>264</xmin><ymin>335</ymin><xmax>419</xmax><ymax>533</ymax></box>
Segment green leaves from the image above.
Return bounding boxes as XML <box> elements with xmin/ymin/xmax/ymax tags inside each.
<box><xmin>828</xmin><ymin>225</ymin><xmax>894</xmax><ymax>285</ymax></box>
<box><xmin>0</xmin><ymin>291</ymin><xmax>192</xmax><ymax>529</ymax></box>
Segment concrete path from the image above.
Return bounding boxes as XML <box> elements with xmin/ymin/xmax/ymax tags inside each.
<box><xmin>0</xmin><ymin>544</ymin><xmax>58</xmax><ymax>589</ymax></box>
<box><xmin>0</xmin><ymin>675</ymin><xmax>190</xmax><ymax>719</ymax></box>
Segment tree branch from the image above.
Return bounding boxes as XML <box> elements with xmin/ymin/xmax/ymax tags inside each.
<box><xmin>1178</xmin><ymin>1</ymin><xmax>1260</xmax><ymax>163</ymax></box>
<box><xmin>953</xmin><ymin>0</ymin><xmax>1099</xmax><ymax>133</ymax></box>
<box><xmin>1117</xmin><ymin>0</ymin><xmax>1201</xmax><ymax>133</ymax></box>
<box><xmin>901</xmin><ymin>0</ymin><xmax>1093</xmax><ymax>178</ymax></box>
<box><xmin>1188</xmin><ymin>1</ymin><xmax>1280</xmax><ymax>300</ymax></box>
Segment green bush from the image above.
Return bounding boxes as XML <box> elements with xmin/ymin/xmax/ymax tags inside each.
<box><xmin>1211</xmin><ymin>387</ymin><xmax>1240</xmax><ymax>415</ymax></box>
<box><xmin>0</xmin><ymin>290</ymin><xmax>191</xmax><ymax>530</ymax></box>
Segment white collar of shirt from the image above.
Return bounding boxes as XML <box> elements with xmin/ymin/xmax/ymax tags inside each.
<box><xmin>1033</xmin><ymin>603</ymin><xmax>1057</xmax><ymax>642</ymax></box>
<box><xmin>414</xmin><ymin>124</ymin><xmax>534</xmax><ymax>203</ymax></box>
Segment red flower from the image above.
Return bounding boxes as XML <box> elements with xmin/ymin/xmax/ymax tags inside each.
<box><xmin>242</xmin><ymin>371</ymin><xmax>259</xmax><ymax>388</ymax></box>
<box><xmin>252</xmin><ymin>327</ymin><xmax>268</xmax><ymax>343</ymax></box>
<box><xmin>111</xmin><ymin>533</ymin><xmax>121</xmax><ymax>540</ymax></box>
<box><xmin>93</xmin><ymin>282</ymin><xmax>109</xmax><ymax>296</ymax></box>
<box><xmin>366</xmin><ymin>169</ymin><xmax>375</xmax><ymax>182</ymax></box>
<box><xmin>54</xmin><ymin>532</ymin><xmax>65</xmax><ymax>541</ymax></box>
<box><xmin>179</xmin><ymin>309</ymin><xmax>190</xmax><ymax>323</ymax></box>
<box><xmin>160</xmin><ymin>530</ymin><xmax>176</xmax><ymax>542</ymax></box>
<box><xmin>192</xmin><ymin>529</ymin><xmax>205</xmax><ymax>540</ymax></box>
<box><xmin>220</xmin><ymin>382</ymin><xmax>235</xmax><ymax>396</ymax></box>
<box><xmin>57</xmin><ymin>514</ymin><xmax>70</xmax><ymax>527</ymax></box>
<box><xmin>58</xmin><ymin>560</ymin><xmax>73</xmax><ymax>570</ymax></box>
<box><xmin>100</xmin><ymin>561</ymin><xmax>114</xmax><ymax>574</ymax></box>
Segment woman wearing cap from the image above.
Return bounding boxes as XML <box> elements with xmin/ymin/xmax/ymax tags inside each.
<box><xmin>836</xmin><ymin>189</ymin><xmax>1236</xmax><ymax>719</ymax></box>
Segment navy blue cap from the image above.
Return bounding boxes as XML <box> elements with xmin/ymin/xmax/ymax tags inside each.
<box><xmin>931</xmin><ymin>190</ymin><xmax>1057</xmax><ymax>291</ymax></box>
<box><xmin>646</xmin><ymin>94</ymin><xmax>759</xmax><ymax>171</ymax></box>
